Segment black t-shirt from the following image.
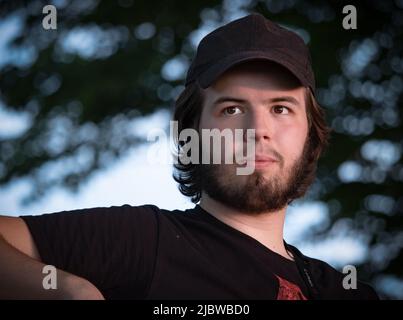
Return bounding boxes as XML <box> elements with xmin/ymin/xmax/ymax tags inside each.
<box><xmin>21</xmin><ymin>204</ymin><xmax>378</xmax><ymax>300</ymax></box>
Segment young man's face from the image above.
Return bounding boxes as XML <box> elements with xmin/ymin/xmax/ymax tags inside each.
<box><xmin>198</xmin><ymin>61</ymin><xmax>311</xmax><ymax>213</ymax></box>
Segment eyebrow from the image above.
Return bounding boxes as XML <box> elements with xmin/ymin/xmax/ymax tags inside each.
<box><xmin>212</xmin><ymin>95</ymin><xmax>301</xmax><ymax>106</ymax></box>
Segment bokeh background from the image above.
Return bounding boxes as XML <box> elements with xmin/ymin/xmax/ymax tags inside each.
<box><xmin>0</xmin><ymin>0</ymin><xmax>402</xmax><ymax>299</ymax></box>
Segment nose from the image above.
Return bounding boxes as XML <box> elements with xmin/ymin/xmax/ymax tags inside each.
<box><xmin>244</xmin><ymin>108</ymin><xmax>272</xmax><ymax>143</ymax></box>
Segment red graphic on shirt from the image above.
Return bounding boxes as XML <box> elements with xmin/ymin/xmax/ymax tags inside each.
<box><xmin>275</xmin><ymin>275</ymin><xmax>308</xmax><ymax>300</ymax></box>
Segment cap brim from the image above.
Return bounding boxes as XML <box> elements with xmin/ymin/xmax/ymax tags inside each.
<box><xmin>197</xmin><ymin>50</ymin><xmax>312</xmax><ymax>90</ymax></box>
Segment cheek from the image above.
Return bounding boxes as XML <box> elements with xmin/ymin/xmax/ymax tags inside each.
<box><xmin>198</xmin><ymin>110</ymin><xmax>241</xmax><ymax>162</ymax></box>
<box><xmin>276</xmin><ymin>122</ymin><xmax>308</xmax><ymax>159</ymax></box>
<box><xmin>198</xmin><ymin>110</ymin><xmax>208</xmax><ymax>131</ymax></box>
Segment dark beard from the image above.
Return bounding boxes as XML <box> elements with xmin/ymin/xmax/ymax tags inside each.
<box><xmin>199</xmin><ymin>139</ymin><xmax>315</xmax><ymax>214</ymax></box>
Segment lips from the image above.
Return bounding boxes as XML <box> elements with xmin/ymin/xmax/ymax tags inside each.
<box><xmin>253</xmin><ymin>155</ymin><xmax>278</xmax><ymax>162</ymax></box>
<box><xmin>240</xmin><ymin>154</ymin><xmax>279</xmax><ymax>168</ymax></box>
<box><xmin>245</xmin><ymin>154</ymin><xmax>279</xmax><ymax>162</ymax></box>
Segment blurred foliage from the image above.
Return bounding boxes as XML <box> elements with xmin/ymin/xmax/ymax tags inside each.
<box><xmin>0</xmin><ymin>0</ymin><xmax>402</xmax><ymax>298</ymax></box>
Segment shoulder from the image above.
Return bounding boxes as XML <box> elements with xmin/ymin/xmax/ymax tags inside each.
<box><xmin>288</xmin><ymin>245</ymin><xmax>379</xmax><ymax>300</ymax></box>
<box><xmin>20</xmin><ymin>203</ymin><xmax>164</xmax><ymax>236</ymax></box>
<box><xmin>21</xmin><ymin>203</ymin><xmax>162</xmax><ymax>220</ymax></box>
<box><xmin>307</xmin><ymin>256</ymin><xmax>379</xmax><ymax>300</ymax></box>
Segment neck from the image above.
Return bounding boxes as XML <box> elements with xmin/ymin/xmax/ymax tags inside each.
<box><xmin>199</xmin><ymin>192</ymin><xmax>292</xmax><ymax>260</ymax></box>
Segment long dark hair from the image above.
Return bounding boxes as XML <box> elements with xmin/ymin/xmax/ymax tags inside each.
<box><xmin>172</xmin><ymin>82</ymin><xmax>331</xmax><ymax>204</ymax></box>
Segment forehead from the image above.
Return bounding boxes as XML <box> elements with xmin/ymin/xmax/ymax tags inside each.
<box><xmin>203</xmin><ymin>60</ymin><xmax>306</xmax><ymax>105</ymax></box>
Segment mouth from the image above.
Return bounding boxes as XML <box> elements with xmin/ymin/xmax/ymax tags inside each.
<box><xmin>238</xmin><ymin>155</ymin><xmax>279</xmax><ymax>169</ymax></box>
<box><xmin>247</xmin><ymin>159</ymin><xmax>278</xmax><ymax>169</ymax></box>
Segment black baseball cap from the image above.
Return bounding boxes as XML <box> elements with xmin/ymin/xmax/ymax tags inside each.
<box><xmin>185</xmin><ymin>13</ymin><xmax>315</xmax><ymax>92</ymax></box>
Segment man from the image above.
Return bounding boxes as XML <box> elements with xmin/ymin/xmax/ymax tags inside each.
<box><xmin>0</xmin><ymin>13</ymin><xmax>378</xmax><ymax>299</ymax></box>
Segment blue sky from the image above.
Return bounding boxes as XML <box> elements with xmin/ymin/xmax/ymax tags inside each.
<box><xmin>1</xmin><ymin>1</ymin><xmax>403</xmax><ymax>299</ymax></box>
<box><xmin>0</xmin><ymin>107</ymin><xmax>368</xmax><ymax>269</ymax></box>
<box><xmin>0</xmin><ymin>3</ymin><xmax>376</xmax><ymax>272</ymax></box>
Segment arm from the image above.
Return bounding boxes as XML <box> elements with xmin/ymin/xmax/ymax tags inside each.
<box><xmin>0</xmin><ymin>216</ymin><xmax>104</xmax><ymax>299</ymax></box>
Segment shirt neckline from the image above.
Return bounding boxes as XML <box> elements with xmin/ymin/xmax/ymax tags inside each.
<box><xmin>192</xmin><ymin>204</ymin><xmax>297</xmax><ymax>266</ymax></box>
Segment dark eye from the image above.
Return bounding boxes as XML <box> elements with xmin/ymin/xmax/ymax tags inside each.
<box><xmin>272</xmin><ymin>105</ymin><xmax>290</xmax><ymax>114</ymax></box>
<box><xmin>222</xmin><ymin>106</ymin><xmax>242</xmax><ymax>115</ymax></box>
